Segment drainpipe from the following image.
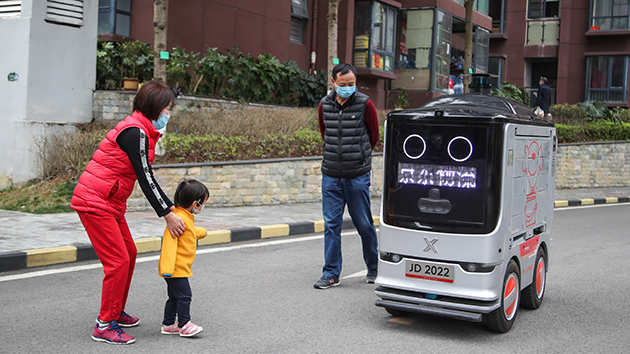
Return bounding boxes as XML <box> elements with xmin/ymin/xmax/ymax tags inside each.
<box><xmin>309</xmin><ymin>0</ymin><xmax>319</xmax><ymax>74</ymax></box>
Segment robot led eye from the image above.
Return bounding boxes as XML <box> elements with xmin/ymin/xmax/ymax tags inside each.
<box><xmin>448</xmin><ymin>136</ymin><xmax>473</xmax><ymax>162</ymax></box>
<box><xmin>403</xmin><ymin>134</ymin><xmax>426</xmax><ymax>159</ymax></box>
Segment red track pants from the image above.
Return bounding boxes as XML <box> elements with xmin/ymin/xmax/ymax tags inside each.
<box><xmin>78</xmin><ymin>211</ymin><xmax>137</xmax><ymax>322</ymax></box>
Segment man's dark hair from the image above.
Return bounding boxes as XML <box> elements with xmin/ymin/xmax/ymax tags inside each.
<box><xmin>173</xmin><ymin>179</ymin><xmax>209</xmax><ymax>208</ymax></box>
<box><xmin>540</xmin><ymin>76</ymin><xmax>549</xmax><ymax>85</ymax></box>
<box><xmin>331</xmin><ymin>63</ymin><xmax>358</xmax><ymax>81</ymax></box>
<box><xmin>132</xmin><ymin>81</ymin><xmax>176</xmax><ymax>121</ymax></box>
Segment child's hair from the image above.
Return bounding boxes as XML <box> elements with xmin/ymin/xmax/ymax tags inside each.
<box><xmin>173</xmin><ymin>179</ymin><xmax>209</xmax><ymax>208</ymax></box>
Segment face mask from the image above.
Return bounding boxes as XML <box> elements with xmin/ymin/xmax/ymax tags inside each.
<box><xmin>335</xmin><ymin>85</ymin><xmax>356</xmax><ymax>98</ymax></box>
<box><xmin>191</xmin><ymin>201</ymin><xmax>204</xmax><ymax>214</ymax></box>
<box><xmin>153</xmin><ymin>112</ymin><xmax>170</xmax><ymax>130</ymax></box>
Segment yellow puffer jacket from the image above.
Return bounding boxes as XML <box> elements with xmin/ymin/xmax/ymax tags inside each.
<box><xmin>158</xmin><ymin>207</ymin><xmax>207</xmax><ymax>278</ymax></box>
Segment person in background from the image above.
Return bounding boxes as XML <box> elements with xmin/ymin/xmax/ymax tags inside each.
<box><xmin>536</xmin><ymin>76</ymin><xmax>552</xmax><ymax>116</ymax></box>
<box><xmin>71</xmin><ymin>81</ymin><xmax>186</xmax><ymax>345</ymax></box>
<box><xmin>314</xmin><ymin>63</ymin><xmax>380</xmax><ymax>289</ymax></box>
<box><xmin>159</xmin><ymin>179</ymin><xmax>208</xmax><ymax>338</ymax></box>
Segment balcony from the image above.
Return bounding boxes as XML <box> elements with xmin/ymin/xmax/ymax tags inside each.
<box><xmin>526</xmin><ymin>18</ymin><xmax>560</xmax><ymax>46</ymax></box>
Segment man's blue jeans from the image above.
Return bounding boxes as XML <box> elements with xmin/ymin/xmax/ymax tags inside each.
<box><xmin>321</xmin><ymin>172</ymin><xmax>378</xmax><ymax>279</ymax></box>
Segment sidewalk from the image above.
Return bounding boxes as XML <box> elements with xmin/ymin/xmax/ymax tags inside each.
<box><xmin>1</xmin><ymin>187</ymin><xmax>629</xmax><ymax>272</ymax></box>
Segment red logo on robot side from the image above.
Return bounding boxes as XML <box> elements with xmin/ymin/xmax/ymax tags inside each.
<box><xmin>523</xmin><ymin>141</ymin><xmax>543</xmax><ymax>228</ymax></box>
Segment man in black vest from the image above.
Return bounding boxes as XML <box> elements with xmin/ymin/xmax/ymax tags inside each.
<box><xmin>314</xmin><ymin>63</ymin><xmax>380</xmax><ymax>289</ymax></box>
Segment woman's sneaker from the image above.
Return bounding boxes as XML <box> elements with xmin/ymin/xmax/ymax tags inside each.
<box><xmin>161</xmin><ymin>323</ymin><xmax>180</xmax><ymax>335</ymax></box>
<box><xmin>116</xmin><ymin>311</ymin><xmax>140</xmax><ymax>327</ymax></box>
<box><xmin>92</xmin><ymin>320</ymin><xmax>135</xmax><ymax>345</ymax></box>
<box><xmin>179</xmin><ymin>321</ymin><xmax>203</xmax><ymax>337</ymax></box>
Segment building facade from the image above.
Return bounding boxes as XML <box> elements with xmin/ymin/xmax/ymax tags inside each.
<box><xmin>97</xmin><ymin>1</ymin><xmax>630</xmax><ymax>109</ymax></box>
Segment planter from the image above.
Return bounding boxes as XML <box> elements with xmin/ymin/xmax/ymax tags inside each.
<box><xmin>123</xmin><ymin>78</ymin><xmax>139</xmax><ymax>91</ymax></box>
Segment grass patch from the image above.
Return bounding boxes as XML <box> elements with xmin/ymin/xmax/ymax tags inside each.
<box><xmin>0</xmin><ymin>178</ymin><xmax>76</xmax><ymax>214</ymax></box>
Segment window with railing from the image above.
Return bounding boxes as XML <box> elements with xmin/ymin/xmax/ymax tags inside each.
<box><xmin>353</xmin><ymin>0</ymin><xmax>397</xmax><ymax>74</ymax></box>
<box><xmin>590</xmin><ymin>0</ymin><xmax>630</xmax><ymax>31</ymax></box>
<box><xmin>290</xmin><ymin>0</ymin><xmax>308</xmax><ymax>44</ymax></box>
<box><xmin>98</xmin><ymin>0</ymin><xmax>131</xmax><ymax>36</ymax></box>
<box><xmin>488</xmin><ymin>57</ymin><xmax>503</xmax><ymax>89</ymax></box>
<box><xmin>586</xmin><ymin>56</ymin><xmax>628</xmax><ymax>102</ymax></box>
<box><xmin>489</xmin><ymin>0</ymin><xmax>506</xmax><ymax>34</ymax></box>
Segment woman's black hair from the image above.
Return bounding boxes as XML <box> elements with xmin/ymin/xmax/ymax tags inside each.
<box><xmin>173</xmin><ymin>179</ymin><xmax>209</xmax><ymax>209</ymax></box>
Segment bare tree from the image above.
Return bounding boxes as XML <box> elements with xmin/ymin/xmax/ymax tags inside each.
<box><xmin>463</xmin><ymin>0</ymin><xmax>475</xmax><ymax>93</ymax></box>
<box><xmin>153</xmin><ymin>0</ymin><xmax>167</xmax><ymax>84</ymax></box>
<box><xmin>327</xmin><ymin>0</ymin><xmax>341</xmax><ymax>91</ymax></box>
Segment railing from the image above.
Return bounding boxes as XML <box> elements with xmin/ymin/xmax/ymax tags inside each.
<box><xmin>526</xmin><ymin>18</ymin><xmax>560</xmax><ymax>45</ymax></box>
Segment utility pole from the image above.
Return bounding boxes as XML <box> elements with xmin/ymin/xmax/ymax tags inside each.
<box><xmin>153</xmin><ymin>0</ymin><xmax>167</xmax><ymax>84</ymax></box>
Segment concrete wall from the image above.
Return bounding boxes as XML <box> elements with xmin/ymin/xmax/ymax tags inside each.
<box><xmin>0</xmin><ymin>1</ymin><xmax>97</xmax><ymax>190</ymax></box>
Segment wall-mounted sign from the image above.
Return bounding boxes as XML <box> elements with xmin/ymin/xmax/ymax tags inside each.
<box><xmin>7</xmin><ymin>72</ymin><xmax>18</xmax><ymax>82</ymax></box>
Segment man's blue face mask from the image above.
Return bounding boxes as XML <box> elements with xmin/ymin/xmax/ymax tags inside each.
<box><xmin>153</xmin><ymin>112</ymin><xmax>170</xmax><ymax>130</ymax></box>
<box><xmin>335</xmin><ymin>85</ymin><xmax>356</xmax><ymax>98</ymax></box>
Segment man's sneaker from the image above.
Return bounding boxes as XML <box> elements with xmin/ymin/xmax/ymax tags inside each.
<box><xmin>117</xmin><ymin>311</ymin><xmax>140</xmax><ymax>327</ymax></box>
<box><xmin>179</xmin><ymin>321</ymin><xmax>203</xmax><ymax>337</ymax></box>
<box><xmin>366</xmin><ymin>271</ymin><xmax>377</xmax><ymax>284</ymax></box>
<box><xmin>313</xmin><ymin>276</ymin><xmax>340</xmax><ymax>289</ymax></box>
<box><xmin>92</xmin><ymin>320</ymin><xmax>136</xmax><ymax>345</ymax></box>
<box><xmin>161</xmin><ymin>323</ymin><xmax>180</xmax><ymax>335</ymax></box>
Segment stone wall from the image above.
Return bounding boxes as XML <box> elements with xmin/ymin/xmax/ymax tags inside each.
<box><xmin>556</xmin><ymin>141</ymin><xmax>630</xmax><ymax>188</ymax></box>
<box><xmin>93</xmin><ymin>90</ymin><xmax>279</xmax><ymax>122</ymax></box>
<box><xmin>126</xmin><ymin>142</ymin><xmax>630</xmax><ymax>210</ymax></box>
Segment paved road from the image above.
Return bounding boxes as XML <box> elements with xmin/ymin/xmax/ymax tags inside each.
<box><xmin>1</xmin><ymin>203</ymin><xmax>629</xmax><ymax>353</ymax></box>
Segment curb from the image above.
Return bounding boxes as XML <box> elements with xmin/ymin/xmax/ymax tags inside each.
<box><xmin>3</xmin><ymin>197</ymin><xmax>630</xmax><ymax>273</ymax></box>
<box><xmin>0</xmin><ymin>216</ymin><xmax>378</xmax><ymax>273</ymax></box>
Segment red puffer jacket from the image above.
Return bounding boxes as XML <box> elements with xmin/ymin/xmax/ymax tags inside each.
<box><xmin>71</xmin><ymin>111</ymin><xmax>161</xmax><ymax>218</ymax></box>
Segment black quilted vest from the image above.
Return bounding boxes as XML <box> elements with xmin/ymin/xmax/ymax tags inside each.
<box><xmin>320</xmin><ymin>90</ymin><xmax>372</xmax><ymax>179</ymax></box>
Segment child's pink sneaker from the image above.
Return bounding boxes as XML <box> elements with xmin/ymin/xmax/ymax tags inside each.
<box><xmin>179</xmin><ymin>321</ymin><xmax>203</xmax><ymax>337</ymax></box>
<box><xmin>161</xmin><ymin>323</ymin><xmax>180</xmax><ymax>335</ymax></box>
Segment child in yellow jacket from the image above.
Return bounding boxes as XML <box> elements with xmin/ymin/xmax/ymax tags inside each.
<box><xmin>158</xmin><ymin>179</ymin><xmax>208</xmax><ymax>338</ymax></box>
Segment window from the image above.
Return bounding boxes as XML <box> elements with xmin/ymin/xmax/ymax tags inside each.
<box><xmin>586</xmin><ymin>56</ymin><xmax>628</xmax><ymax>102</ymax></box>
<box><xmin>46</xmin><ymin>0</ymin><xmax>84</xmax><ymax>27</ymax></box>
<box><xmin>452</xmin><ymin>0</ymin><xmax>490</xmax><ymax>16</ymax></box>
<box><xmin>290</xmin><ymin>0</ymin><xmax>308</xmax><ymax>44</ymax></box>
<box><xmin>590</xmin><ymin>0</ymin><xmax>630</xmax><ymax>31</ymax></box>
<box><xmin>489</xmin><ymin>0</ymin><xmax>506</xmax><ymax>34</ymax></box>
<box><xmin>0</xmin><ymin>0</ymin><xmax>21</xmax><ymax>19</ymax></box>
<box><xmin>488</xmin><ymin>57</ymin><xmax>504</xmax><ymax>90</ymax></box>
<box><xmin>474</xmin><ymin>28</ymin><xmax>490</xmax><ymax>74</ymax></box>
<box><xmin>354</xmin><ymin>0</ymin><xmax>397</xmax><ymax>74</ymax></box>
<box><xmin>98</xmin><ymin>0</ymin><xmax>131</xmax><ymax>36</ymax></box>
<box><xmin>528</xmin><ymin>0</ymin><xmax>559</xmax><ymax>18</ymax></box>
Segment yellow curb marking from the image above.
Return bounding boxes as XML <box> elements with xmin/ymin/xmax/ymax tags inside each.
<box><xmin>135</xmin><ymin>236</ymin><xmax>162</xmax><ymax>253</ymax></box>
<box><xmin>373</xmin><ymin>215</ymin><xmax>380</xmax><ymax>226</ymax></box>
<box><xmin>313</xmin><ymin>220</ymin><xmax>325</xmax><ymax>233</ymax></box>
<box><xmin>199</xmin><ymin>230</ymin><xmax>231</xmax><ymax>246</ymax></box>
<box><xmin>261</xmin><ymin>224</ymin><xmax>290</xmax><ymax>239</ymax></box>
<box><xmin>606</xmin><ymin>197</ymin><xmax>618</xmax><ymax>203</ymax></box>
<box><xmin>26</xmin><ymin>246</ymin><xmax>77</xmax><ymax>268</ymax></box>
<box><xmin>555</xmin><ymin>200</ymin><xmax>569</xmax><ymax>208</ymax></box>
<box><xmin>580</xmin><ymin>198</ymin><xmax>594</xmax><ymax>205</ymax></box>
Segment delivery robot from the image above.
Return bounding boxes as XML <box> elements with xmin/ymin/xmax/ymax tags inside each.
<box><xmin>375</xmin><ymin>93</ymin><xmax>556</xmax><ymax>333</ymax></box>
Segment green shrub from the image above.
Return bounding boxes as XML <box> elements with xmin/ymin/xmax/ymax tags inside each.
<box><xmin>492</xmin><ymin>81</ymin><xmax>530</xmax><ymax>106</ymax></box>
<box><xmin>96</xmin><ymin>40</ymin><xmax>154</xmax><ymax>90</ymax></box>
<box><xmin>556</xmin><ymin>122</ymin><xmax>630</xmax><ymax>143</ymax></box>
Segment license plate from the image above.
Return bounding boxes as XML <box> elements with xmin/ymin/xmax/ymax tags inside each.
<box><xmin>405</xmin><ymin>260</ymin><xmax>454</xmax><ymax>283</ymax></box>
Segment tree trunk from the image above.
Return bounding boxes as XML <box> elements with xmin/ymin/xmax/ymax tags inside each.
<box><xmin>327</xmin><ymin>0</ymin><xmax>341</xmax><ymax>91</ymax></box>
<box><xmin>153</xmin><ymin>0</ymin><xmax>167</xmax><ymax>84</ymax></box>
<box><xmin>463</xmin><ymin>0</ymin><xmax>475</xmax><ymax>93</ymax></box>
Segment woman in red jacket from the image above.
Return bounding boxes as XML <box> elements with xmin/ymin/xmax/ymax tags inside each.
<box><xmin>71</xmin><ymin>81</ymin><xmax>185</xmax><ymax>345</ymax></box>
